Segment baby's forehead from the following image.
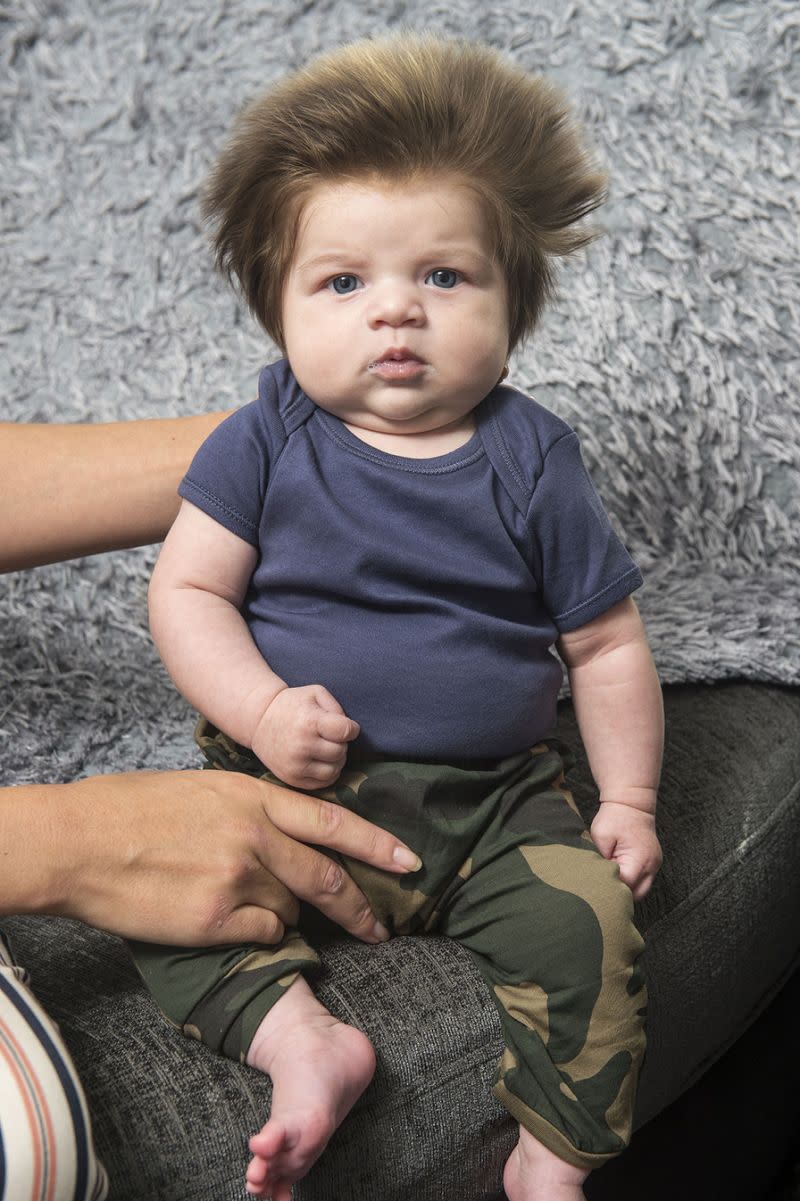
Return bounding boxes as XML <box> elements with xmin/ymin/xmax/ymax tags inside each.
<box><xmin>290</xmin><ymin>173</ymin><xmax>497</xmax><ymax>261</ymax></box>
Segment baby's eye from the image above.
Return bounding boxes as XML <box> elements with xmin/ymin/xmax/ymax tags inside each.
<box><xmin>426</xmin><ymin>268</ymin><xmax>461</xmax><ymax>289</ymax></box>
<box><xmin>327</xmin><ymin>274</ymin><xmax>361</xmax><ymax>295</ymax></box>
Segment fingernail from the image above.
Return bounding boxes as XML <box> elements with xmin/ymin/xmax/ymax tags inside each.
<box><xmin>393</xmin><ymin>846</ymin><xmax>422</xmax><ymax>871</ymax></box>
<box><xmin>372</xmin><ymin>921</ymin><xmax>391</xmax><ymax>942</ymax></box>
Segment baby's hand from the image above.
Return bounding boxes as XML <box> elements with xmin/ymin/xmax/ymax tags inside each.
<box><xmin>590</xmin><ymin>802</ymin><xmax>662</xmax><ymax>902</ymax></box>
<box><xmin>253</xmin><ymin>685</ymin><xmax>360</xmax><ymax>791</ymax></box>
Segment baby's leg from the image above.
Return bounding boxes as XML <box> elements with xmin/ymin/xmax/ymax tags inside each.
<box><xmin>441</xmin><ymin>749</ymin><xmax>647</xmax><ymax>1200</ymax></box>
<box><xmin>244</xmin><ymin>975</ymin><xmax>376</xmax><ymax>1200</ymax></box>
<box><xmin>130</xmin><ymin>932</ymin><xmax>374</xmax><ymax>1200</ymax></box>
<box><xmin>452</xmin><ymin>841</ymin><xmax>643</xmax><ymax>1200</ymax></box>
<box><xmin>504</xmin><ymin>1127</ymin><xmax>589</xmax><ymax>1201</ymax></box>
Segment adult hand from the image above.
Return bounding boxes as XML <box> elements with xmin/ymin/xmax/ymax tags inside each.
<box><xmin>7</xmin><ymin>769</ymin><xmax>420</xmax><ymax>946</ymax></box>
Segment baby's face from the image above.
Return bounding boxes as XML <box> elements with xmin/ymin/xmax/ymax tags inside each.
<box><xmin>281</xmin><ymin>174</ymin><xmax>510</xmax><ymax>442</ymax></box>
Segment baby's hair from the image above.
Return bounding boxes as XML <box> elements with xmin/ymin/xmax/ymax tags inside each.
<box><xmin>203</xmin><ymin>34</ymin><xmax>607</xmax><ymax>351</ymax></box>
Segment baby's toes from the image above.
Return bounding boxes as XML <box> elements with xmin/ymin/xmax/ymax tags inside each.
<box><xmin>245</xmin><ymin>1154</ymin><xmax>270</xmax><ymax>1189</ymax></box>
<box><xmin>245</xmin><ymin>1176</ymin><xmax>269</xmax><ymax>1200</ymax></box>
<box><xmin>249</xmin><ymin>1118</ymin><xmax>292</xmax><ymax>1159</ymax></box>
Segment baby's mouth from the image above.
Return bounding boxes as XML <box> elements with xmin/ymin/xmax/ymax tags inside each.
<box><xmin>368</xmin><ymin>350</ymin><xmax>426</xmax><ymax>380</ymax></box>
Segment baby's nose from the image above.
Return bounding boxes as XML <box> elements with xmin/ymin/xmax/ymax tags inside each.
<box><xmin>367</xmin><ymin>283</ymin><xmax>425</xmax><ymax>327</ymax></box>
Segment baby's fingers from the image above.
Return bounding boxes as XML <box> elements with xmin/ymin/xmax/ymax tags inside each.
<box><xmin>317</xmin><ymin>708</ymin><xmax>360</xmax><ymax>745</ymax></box>
<box><xmin>630</xmin><ymin>871</ymin><xmax>657</xmax><ymax>902</ymax></box>
<box><xmin>631</xmin><ymin>846</ymin><xmax>663</xmax><ymax>900</ymax></box>
<box><xmin>614</xmin><ymin>857</ymin><xmax>640</xmax><ymax>893</ymax></box>
<box><xmin>309</xmin><ymin>686</ymin><xmax>360</xmax><ymax>742</ymax></box>
<box><xmin>617</xmin><ymin>848</ymin><xmax>661</xmax><ymax>900</ymax></box>
<box><xmin>307</xmin><ymin>757</ymin><xmax>347</xmax><ymax>786</ymax></box>
<box><xmin>284</xmin><ymin>758</ymin><xmax>343</xmax><ymax>790</ymax></box>
<box><xmin>589</xmin><ymin>827</ymin><xmax>618</xmax><ymax>861</ymax></box>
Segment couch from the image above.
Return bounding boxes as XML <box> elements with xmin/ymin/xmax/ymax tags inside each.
<box><xmin>5</xmin><ymin>679</ymin><xmax>799</xmax><ymax>1200</ymax></box>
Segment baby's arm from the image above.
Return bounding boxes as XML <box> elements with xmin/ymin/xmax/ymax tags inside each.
<box><xmin>149</xmin><ymin>500</ymin><xmax>359</xmax><ymax>789</ymax></box>
<box><xmin>556</xmin><ymin>596</ymin><xmax>663</xmax><ymax>900</ymax></box>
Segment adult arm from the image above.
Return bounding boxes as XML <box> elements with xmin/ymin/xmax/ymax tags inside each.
<box><xmin>0</xmin><ymin>413</ymin><xmax>233</xmax><ymax>572</ymax></box>
<box><xmin>557</xmin><ymin>596</ymin><xmax>664</xmax><ymax>900</ymax></box>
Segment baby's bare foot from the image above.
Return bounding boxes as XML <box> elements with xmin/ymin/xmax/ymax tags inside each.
<box><xmin>244</xmin><ymin>977</ymin><xmax>376</xmax><ymax>1199</ymax></box>
<box><xmin>503</xmin><ymin>1126</ymin><xmax>589</xmax><ymax>1201</ymax></box>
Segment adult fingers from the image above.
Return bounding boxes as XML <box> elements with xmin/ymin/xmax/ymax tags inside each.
<box><xmin>257</xmin><ymin>779</ymin><xmax>420</xmax><ymax>873</ymax></box>
<box><xmin>251</xmin><ymin>822</ymin><xmax>389</xmax><ymax>943</ymax></box>
<box><xmin>251</xmin><ymin>779</ymin><xmax>420</xmax><ymax>940</ymax></box>
<box><xmin>221</xmin><ymin>904</ymin><xmax>287</xmax><ymax>946</ymax></box>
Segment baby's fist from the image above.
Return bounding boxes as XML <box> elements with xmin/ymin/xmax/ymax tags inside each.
<box><xmin>253</xmin><ymin>685</ymin><xmax>360</xmax><ymax>791</ymax></box>
<box><xmin>590</xmin><ymin>802</ymin><xmax>662</xmax><ymax>901</ymax></box>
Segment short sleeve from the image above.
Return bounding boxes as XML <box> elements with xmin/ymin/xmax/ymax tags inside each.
<box><xmin>527</xmin><ymin>431</ymin><xmax>643</xmax><ymax>633</ymax></box>
<box><xmin>178</xmin><ymin>399</ymin><xmax>277</xmax><ymax>546</ymax></box>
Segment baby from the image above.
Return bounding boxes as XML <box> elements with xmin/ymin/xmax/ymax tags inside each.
<box><xmin>137</xmin><ymin>34</ymin><xmax>663</xmax><ymax>1201</ymax></box>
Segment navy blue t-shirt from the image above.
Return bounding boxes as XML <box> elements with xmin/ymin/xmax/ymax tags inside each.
<box><xmin>179</xmin><ymin>360</ymin><xmax>642</xmax><ymax>760</ymax></box>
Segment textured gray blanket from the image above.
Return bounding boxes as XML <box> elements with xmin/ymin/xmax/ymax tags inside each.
<box><xmin>2</xmin><ymin>1</ymin><xmax>798</xmax><ymax>786</ymax></box>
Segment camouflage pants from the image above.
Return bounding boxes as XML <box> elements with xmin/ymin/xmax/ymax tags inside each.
<box><xmin>130</xmin><ymin>721</ymin><xmax>646</xmax><ymax>1169</ymax></box>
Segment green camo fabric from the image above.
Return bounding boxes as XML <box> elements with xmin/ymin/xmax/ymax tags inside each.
<box><xmin>129</xmin><ymin>722</ymin><xmax>646</xmax><ymax>1169</ymax></box>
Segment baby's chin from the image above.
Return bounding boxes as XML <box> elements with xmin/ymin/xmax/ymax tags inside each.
<box><xmin>340</xmin><ymin>411</ymin><xmax>477</xmax><ymax>459</ymax></box>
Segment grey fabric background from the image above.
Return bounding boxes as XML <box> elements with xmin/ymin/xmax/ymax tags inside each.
<box><xmin>2</xmin><ymin>0</ymin><xmax>799</xmax><ymax>785</ymax></box>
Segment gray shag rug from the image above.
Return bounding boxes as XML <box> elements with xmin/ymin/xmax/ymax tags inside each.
<box><xmin>2</xmin><ymin>0</ymin><xmax>799</xmax><ymax>792</ymax></box>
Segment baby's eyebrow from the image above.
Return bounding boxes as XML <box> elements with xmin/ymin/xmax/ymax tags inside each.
<box><xmin>295</xmin><ymin>245</ymin><xmax>496</xmax><ymax>275</ymax></box>
<box><xmin>296</xmin><ymin>252</ymin><xmax>367</xmax><ymax>274</ymax></box>
<box><xmin>424</xmin><ymin>243</ymin><xmax>488</xmax><ymax>261</ymax></box>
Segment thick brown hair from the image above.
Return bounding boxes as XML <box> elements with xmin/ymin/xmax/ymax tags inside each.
<box><xmin>203</xmin><ymin>34</ymin><xmax>607</xmax><ymax>351</ymax></box>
